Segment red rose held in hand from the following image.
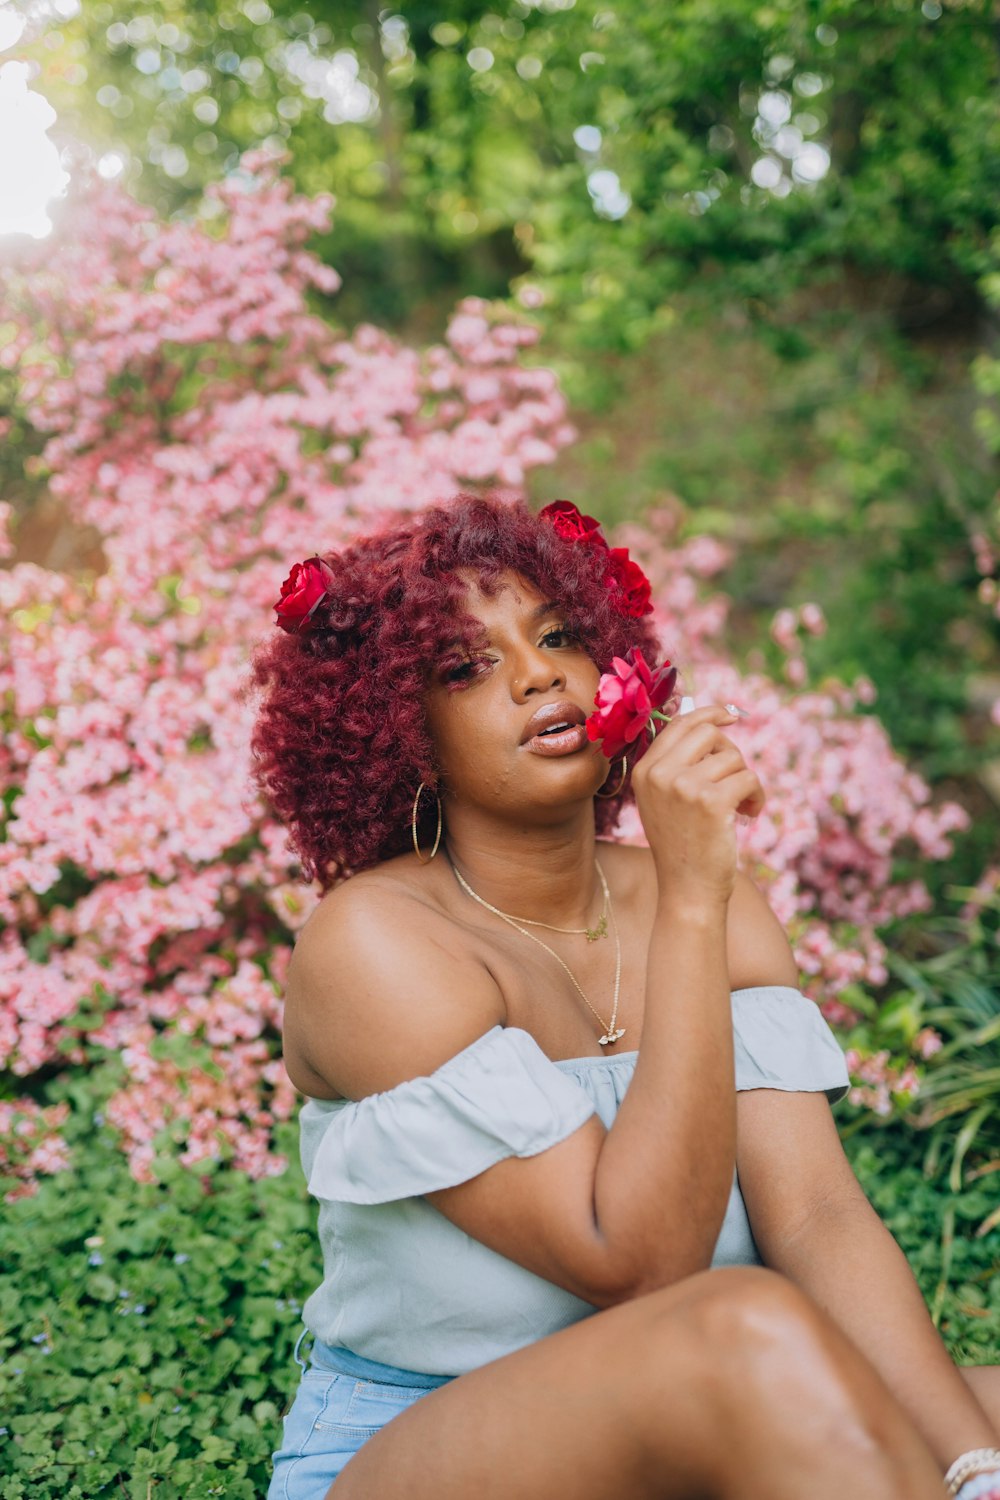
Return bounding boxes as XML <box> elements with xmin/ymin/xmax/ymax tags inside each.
<box><xmin>273</xmin><ymin>556</ymin><xmax>336</xmax><ymax>634</ymax></box>
<box><xmin>586</xmin><ymin>647</ymin><xmax>678</xmax><ymax>761</ymax></box>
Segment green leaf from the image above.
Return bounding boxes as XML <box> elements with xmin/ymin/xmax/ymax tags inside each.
<box><xmin>949</xmin><ymin>1103</ymin><xmax>993</xmax><ymax>1193</ymax></box>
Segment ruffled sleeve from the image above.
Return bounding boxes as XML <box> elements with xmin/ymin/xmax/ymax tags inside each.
<box><xmin>731</xmin><ymin>986</ymin><xmax>850</xmax><ymax>1103</ymax></box>
<box><xmin>303</xmin><ymin>1024</ymin><xmax>599</xmax><ymax>1205</ymax></box>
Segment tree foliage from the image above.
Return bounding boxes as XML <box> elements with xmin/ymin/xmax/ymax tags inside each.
<box><xmin>23</xmin><ymin>1</ymin><xmax>1000</xmax><ymax>337</ymax></box>
<box><xmin>18</xmin><ymin>2</ymin><xmax>1000</xmax><ymax>787</ymax></box>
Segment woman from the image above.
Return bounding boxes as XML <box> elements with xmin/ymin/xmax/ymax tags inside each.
<box><xmin>247</xmin><ymin>493</ymin><xmax>1000</xmax><ymax>1500</ymax></box>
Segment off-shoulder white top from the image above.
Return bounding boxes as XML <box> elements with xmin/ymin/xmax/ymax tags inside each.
<box><xmin>298</xmin><ymin>985</ymin><xmax>850</xmax><ymax>1376</ymax></box>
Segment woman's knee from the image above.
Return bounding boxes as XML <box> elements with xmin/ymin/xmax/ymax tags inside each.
<box><xmin>622</xmin><ymin>1269</ymin><xmax>784</xmax><ymax>1404</ymax></box>
<box><xmin>624</xmin><ymin>1271</ymin><xmax>938</xmax><ymax>1499</ymax></box>
<box><xmin>689</xmin><ymin>1266</ymin><xmax>823</xmax><ymax>1355</ymax></box>
<box><xmin>638</xmin><ymin>1268</ymin><xmax>867</xmax><ymax>1427</ymax></box>
<box><xmin>636</xmin><ymin>1266</ymin><xmax>801</xmax><ymax>1354</ymax></box>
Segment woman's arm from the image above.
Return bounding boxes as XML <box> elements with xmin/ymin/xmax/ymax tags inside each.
<box><xmin>293</xmin><ymin>861</ymin><xmax>736</xmax><ymax>1309</ymax></box>
<box><xmin>737</xmin><ymin>1084</ymin><xmax>999</xmax><ymax>1468</ymax></box>
<box><xmin>727</xmin><ymin>872</ymin><xmax>998</xmax><ymax>1470</ymax></box>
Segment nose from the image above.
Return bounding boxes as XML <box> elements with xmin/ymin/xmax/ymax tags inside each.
<box><xmin>511</xmin><ymin>641</ymin><xmax>566</xmax><ymax>701</ymax></box>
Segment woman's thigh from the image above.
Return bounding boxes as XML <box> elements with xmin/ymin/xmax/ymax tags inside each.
<box><xmin>318</xmin><ymin>1265</ymin><xmax>934</xmax><ymax>1500</ymax></box>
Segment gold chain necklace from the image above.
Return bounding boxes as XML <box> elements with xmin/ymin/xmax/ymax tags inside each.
<box><xmin>450</xmin><ymin>861</ymin><xmax>608</xmax><ymax>942</ymax></box>
<box><xmin>446</xmin><ymin>853</ymin><xmax>625</xmax><ymax>1046</ymax></box>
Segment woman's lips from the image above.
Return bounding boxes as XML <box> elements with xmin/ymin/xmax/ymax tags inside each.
<box><xmin>524</xmin><ymin>724</ymin><xmax>590</xmax><ymax>756</ymax></box>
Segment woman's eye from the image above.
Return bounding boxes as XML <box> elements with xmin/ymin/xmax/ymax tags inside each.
<box><xmin>442</xmin><ymin>631</ymin><xmax>575</xmax><ymax>684</ymax></box>
<box><xmin>444</xmin><ymin>658</ymin><xmax>488</xmax><ymax>683</ymax></box>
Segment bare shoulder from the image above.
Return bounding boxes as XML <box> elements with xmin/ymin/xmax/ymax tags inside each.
<box><xmin>600</xmin><ymin>841</ymin><xmax>799</xmax><ymax>993</ymax></box>
<box><xmin>727</xmin><ymin>866</ymin><xmax>801</xmax><ymax>992</ymax></box>
<box><xmin>284</xmin><ymin>866</ymin><xmax>505</xmax><ymax>1101</ymax></box>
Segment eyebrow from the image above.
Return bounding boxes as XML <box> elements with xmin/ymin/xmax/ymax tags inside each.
<box><xmin>492</xmin><ymin>599</ymin><xmax>565</xmax><ymax>632</ymax></box>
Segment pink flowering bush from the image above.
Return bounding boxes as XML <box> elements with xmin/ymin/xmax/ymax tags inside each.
<box><xmin>0</xmin><ymin>1098</ymin><xmax>71</xmax><ymax>1203</ymax></box>
<box><xmin>0</xmin><ymin>151</ymin><xmax>975</xmax><ymax>1193</ymax></box>
<box><xmin>0</xmin><ymin>148</ymin><xmax>574</xmax><ymax>1191</ymax></box>
<box><xmin>826</xmin><ymin>868</ymin><xmax>1000</xmax><ymax>1185</ymax></box>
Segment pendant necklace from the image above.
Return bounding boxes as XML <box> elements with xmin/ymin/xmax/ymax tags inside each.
<box><xmin>446</xmin><ymin>854</ymin><xmax>625</xmax><ymax>1046</ymax></box>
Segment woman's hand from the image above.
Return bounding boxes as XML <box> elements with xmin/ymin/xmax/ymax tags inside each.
<box><xmin>631</xmin><ymin>703</ymin><xmax>766</xmax><ymax>911</ymax></box>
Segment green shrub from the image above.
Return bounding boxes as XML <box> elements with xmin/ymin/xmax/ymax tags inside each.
<box><xmin>893</xmin><ymin>881</ymin><xmax>1000</xmax><ymax>1185</ymax></box>
<box><xmin>843</xmin><ymin>1126</ymin><xmax>1000</xmax><ymax>1363</ymax></box>
<box><xmin>837</xmin><ymin>874</ymin><xmax>1000</xmax><ymax>1193</ymax></box>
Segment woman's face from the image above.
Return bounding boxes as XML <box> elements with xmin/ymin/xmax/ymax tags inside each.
<box><xmin>422</xmin><ymin>568</ymin><xmax>609</xmax><ymax>816</ymax></box>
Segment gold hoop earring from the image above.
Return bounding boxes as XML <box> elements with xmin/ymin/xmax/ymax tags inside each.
<box><xmin>595</xmin><ymin>754</ymin><xmax>628</xmax><ymax>799</ymax></box>
<box><xmin>411</xmin><ymin>780</ymin><xmax>443</xmax><ymax>862</ymax></box>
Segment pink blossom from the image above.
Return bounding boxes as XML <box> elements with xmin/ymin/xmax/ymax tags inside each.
<box><xmin>913</xmin><ymin>1027</ymin><xmax>944</xmax><ymax>1060</ymax></box>
<box><xmin>799</xmin><ymin>602</ymin><xmax>827</xmax><ymax>636</ymax></box>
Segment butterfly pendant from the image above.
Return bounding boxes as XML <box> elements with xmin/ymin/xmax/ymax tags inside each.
<box><xmin>598</xmin><ymin>1027</ymin><xmax>626</xmax><ymax>1046</ymax></box>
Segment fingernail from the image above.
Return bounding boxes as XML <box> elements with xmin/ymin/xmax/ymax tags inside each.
<box><xmin>679</xmin><ymin>696</ymin><xmax>696</xmax><ymax>715</ymax></box>
<box><xmin>724</xmin><ymin>703</ymin><xmax>749</xmax><ymax>718</ymax></box>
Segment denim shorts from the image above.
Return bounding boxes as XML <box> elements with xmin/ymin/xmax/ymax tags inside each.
<box><xmin>267</xmin><ymin>1327</ymin><xmax>455</xmax><ymax>1499</ymax></box>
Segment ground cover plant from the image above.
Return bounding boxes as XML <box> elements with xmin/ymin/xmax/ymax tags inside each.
<box><xmin>1</xmin><ymin>1095</ymin><xmax>997</xmax><ymax>1498</ymax></box>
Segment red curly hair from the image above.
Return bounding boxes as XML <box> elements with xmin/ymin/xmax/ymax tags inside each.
<box><xmin>245</xmin><ymin>493</ymin><xmax>665</xmax><ymax>892</ymax></box>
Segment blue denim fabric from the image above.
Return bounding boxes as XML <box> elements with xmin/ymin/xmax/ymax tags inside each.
<box><xmin>267</xmin><ymin>1328</ymin><xmax>454</xmax><ymax>1499</ymax></box>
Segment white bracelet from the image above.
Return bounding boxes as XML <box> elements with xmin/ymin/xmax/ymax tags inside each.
<box><xmin>954</xmin><ymin>1474</ymin><xmax>1000</xmax><ymax>1500</ymax></box>
<box><xmin>945</xmin><ymin>1449</ymin><xmax>1000</xmax><ymax>1497</ymax></box>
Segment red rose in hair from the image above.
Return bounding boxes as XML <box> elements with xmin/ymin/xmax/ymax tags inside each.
<box><xmin>273</xmin><ymin>555</ymin><xmax>336</xmax><ymax>634</ymax></box>
<box><xmin>539</xmin><ymin>500</ymin><xmax>653</xmax><ymax>619</ymax></box>
<box><xmin>586</xmin><ymin>647</ymin><xmax>678</xmax><ymax>761</ymax></box>
<box><xmin>537</xmin><ymin>500</ymin><xmax>609</xmax><ymax>553</ymax></box>
<box><xmin>602</xmin><ymin>547</ymin><xmax>653</xmax><ymax>618</ymax></box>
